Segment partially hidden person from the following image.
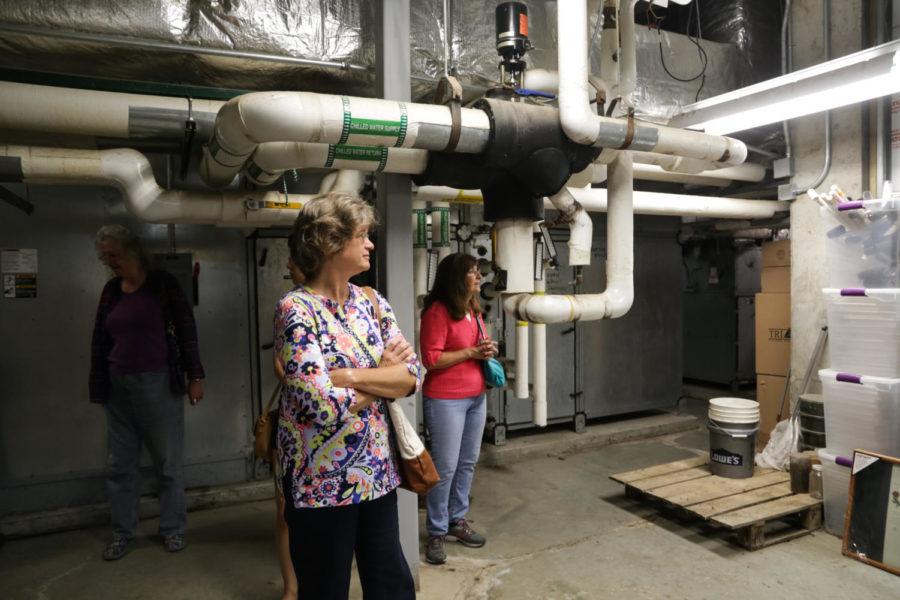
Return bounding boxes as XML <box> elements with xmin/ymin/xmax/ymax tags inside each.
<box><xmin>90</xmin><ymin>224</ymin><xmax>205</xmax><ymax>561</ymax></box>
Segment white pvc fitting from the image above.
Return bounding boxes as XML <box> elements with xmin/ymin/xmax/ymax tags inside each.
<box><xmin>494</xmin><ymin>219</ymin><xmax>535</xmax><ymax>294</ymax></box>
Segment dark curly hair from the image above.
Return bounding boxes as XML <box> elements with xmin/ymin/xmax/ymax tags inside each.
<box><xmin>289</xmin><ymin>192</ymin><xmax>376</xmax><ymax>281</ymax></box>
<box><xmin>422</xmin><ymin>252</ymin><xmax>481</xmax><ymax>321</ymax></box>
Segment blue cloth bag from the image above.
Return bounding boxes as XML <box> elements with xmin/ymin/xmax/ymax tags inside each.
<box><xmin>476</xmin><ymin>315</ymin><xmax>506</xmax><ymax>388</ymax></box>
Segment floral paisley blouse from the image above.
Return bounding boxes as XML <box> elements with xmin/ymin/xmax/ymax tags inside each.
<box><xmin>274</xmin><ymin>283</ymin><xmax>422</xmax><ymax>509</ymax></box>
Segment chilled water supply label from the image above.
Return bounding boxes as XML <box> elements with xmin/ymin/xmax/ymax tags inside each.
<box><xmin>338</xmin><ymin>97</ymin><xmax>408</xmax><ymax>147</ymax></box>
<box><xmin>2</xmin><ymin>248</ymin><xmax>37</xmax><ymax>298</ymax></box>
<box><xmin>711</xmin><ymin>448</ymin><xmax>744</xmax><ymax>467</ymax></box>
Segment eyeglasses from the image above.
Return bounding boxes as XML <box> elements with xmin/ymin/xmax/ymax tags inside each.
<box><xmin>467</xmin><ymin>267</ymin><xmax>481</xmax><ymax>276</ymax></box>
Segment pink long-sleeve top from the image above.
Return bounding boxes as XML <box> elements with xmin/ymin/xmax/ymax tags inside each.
<box><xmin>419</xmin><ymin>300</ymin><xmax>486</xmax><ymax>399</ymax></box>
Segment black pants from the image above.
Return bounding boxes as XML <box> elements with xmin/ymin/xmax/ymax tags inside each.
<box><xmin>283</xmin><ymin>488</ymin><xmax>416</xmax><ymax>600</ymax></box>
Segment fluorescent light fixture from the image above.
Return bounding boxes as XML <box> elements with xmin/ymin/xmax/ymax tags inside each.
<box><xmin>669</xmin><ymin>39</ymin><xmax>900</xmax><ymax>135</ymax></box>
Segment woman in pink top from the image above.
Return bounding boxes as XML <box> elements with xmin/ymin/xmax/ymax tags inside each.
<box><xmin>419</xmin><ymin>253</ymin><xmax>497</xmax><ymax>565</ymax></box>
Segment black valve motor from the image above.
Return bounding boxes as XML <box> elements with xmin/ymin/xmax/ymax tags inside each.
<box><xmin>495</xmin><ymin>2</ymin><xmax>530</xmax><ymax>88</ymax></box>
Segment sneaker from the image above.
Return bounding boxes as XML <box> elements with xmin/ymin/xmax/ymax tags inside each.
<box><xmin>447</xmin><ymin>519</ymin><xmax>486</xmax><ymax>548</ymax></box>
<box><xmin>163</xmin><ymin>533</ymin><xmax>186</xmax><ymax>553</ymax></box>
<box><xmin>424</xmin><ymin>535</ymin><xmax>446</xmax><ymax>565</ymax></box>
<box><xmin>102</xmin><ymin>535</ymin><xmax>131</xmax><ymax>561</ymax></box>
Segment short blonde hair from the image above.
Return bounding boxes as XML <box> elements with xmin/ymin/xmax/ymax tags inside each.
<box><xmin>290</xmin><ymin>192</ymin><xmax>376</xmax><ymax>281</ymax></box>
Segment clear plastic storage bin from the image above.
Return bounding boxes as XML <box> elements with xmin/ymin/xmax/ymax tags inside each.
<box><xmin>817</xmin><ymin>449</ymin><xmax>852</xmax><ymax>536</ymax></box>
<box><xmin>820</xmin><ymin>198</ymin><xmax>898</xmax><ymax>289</ymax></box>
<box><xmin>819</xmin><ymin>369</ymin><xmax>900</xmax><ymax>458</ymax></box>
<box><xmin>824</xmin><ymin>289</ymin><xmax>900</xmax><ymax>378</ymax></box>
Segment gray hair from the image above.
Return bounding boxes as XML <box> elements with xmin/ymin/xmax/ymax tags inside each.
<box><xmin>95</xmin><ymin>224</ymin><xmax>150</xmax><ymax>268</ymax></box>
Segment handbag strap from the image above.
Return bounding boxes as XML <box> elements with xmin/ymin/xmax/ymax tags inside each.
<box><xmin>264</xmin><ymin>380</ymin><xmax>282</xmax><ymax>414</ymax></box>
<box><xmin>361</xmin><ymin>286</ymin><xmax>383</xmax><ymax>336</ymax></box>
<box><xmin>474</xmin><ymin>312</ymin><xmax>487</xmax><ymax>342</ymax></box>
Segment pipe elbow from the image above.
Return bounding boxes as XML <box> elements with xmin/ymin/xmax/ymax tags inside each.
<box><xmin>604</xmin><ymin>277</ymin><xmax>635</xmax><ymax>319</ymax></box>
<box><xmin>558</xmin><ymin>94</ymin><xmax>599</xmax><ymax>146</ymax></box>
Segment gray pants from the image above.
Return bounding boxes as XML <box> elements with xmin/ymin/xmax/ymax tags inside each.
<box><xmin>106</xmin><ymin>370</ymin><xmax>185</xmax><ymax>538</ymax></box>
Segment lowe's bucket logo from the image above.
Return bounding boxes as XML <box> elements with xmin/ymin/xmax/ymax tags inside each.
<box><xmin>711</xmin><ymin>448</ymin><xmax>743</xmax><ymax>466</ymax></box>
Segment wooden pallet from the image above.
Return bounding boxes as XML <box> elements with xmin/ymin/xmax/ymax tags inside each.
<box><xmin>610</xmin><ymin>455</ymin><xmax>822</xmax><ymax>551</ymax></box>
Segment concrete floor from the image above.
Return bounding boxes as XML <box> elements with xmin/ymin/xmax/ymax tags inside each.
<box><xmin>1</xmin><ymin>423</ymin><xmax>896</xmax><ymax>599</ymax></box>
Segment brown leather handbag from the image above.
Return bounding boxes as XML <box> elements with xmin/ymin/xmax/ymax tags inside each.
<box><xmin>253</xmin><ymin>382</ymin><xmax>282</xmax><ymax>461</ymax></box>
<box><xmin>361</xmin><ymin>287</ymin><xmax>440</xmax><ymax>495</ymax></box>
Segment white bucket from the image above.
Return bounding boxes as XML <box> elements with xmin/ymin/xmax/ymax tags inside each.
<box><xmin>708</xmin><ymin>398</ymin><xmax>760</xmax><ymax>479</ymax></box>
<box><xmin>708</xmin><ymin>397</ymin><xmax>760</xmax><ymax>424</ymax></box>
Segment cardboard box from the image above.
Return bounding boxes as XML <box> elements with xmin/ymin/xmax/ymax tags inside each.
<box><xmin>761</xmin><ymin>266</ymin><xmax>790</xmax><ymax>293</ymax></box>
<box><xmin>755</xmin><ymin>293</ymin><xmax>791</xmax><ymax>376</ymax></box>
<box><xmin>757</xmin><ymin>374</ymin><xmax>789</xmax><ymax>449</ymax></box>
<box><xmin>762</xmin><ymin>240</ymin><xmax>790</xmax><ymax>267</ymax></box>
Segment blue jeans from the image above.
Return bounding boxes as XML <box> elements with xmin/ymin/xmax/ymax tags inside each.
<box><xmin>424</xmin><ymin>393</ymin><xmax>486</xmax><ymax>536</ymax></box>
<box><xmin>106</xmin><ymin>370</ymin><xmax>186</xmax><ymax>538</ymax></box>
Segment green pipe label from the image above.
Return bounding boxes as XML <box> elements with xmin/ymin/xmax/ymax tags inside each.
<box><xmin>338</xmin><ymin>97</ymin><xmax>408</xmax><ymax>146</ymax></box>
<box><xmin>436</xmin><ymin>207</ymin><xmax>451</xmax><ymax>247</ymax></box>
<box><xmin>324</xmin><ymin>145</ymin><xmax>389</xmax><ymax>170</ymax></box>
<box><xmin>414</xmin><ymin>210</ymin><xmax>428</xmax><ymax>248</ymax></box>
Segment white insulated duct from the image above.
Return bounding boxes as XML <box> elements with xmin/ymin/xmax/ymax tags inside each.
<box><xmin>201</xmin><ymin>92</ymin><xmax>491</xmax><ymax>187</ymax></box>
<box><xmin>503</xmin><ymin>153</ymin><xmax>635</xmax><ymax>324</ymax></box>
<box><xmin>246</xmin><ymin>142</ymin><xmax>428</xmax><ymax>186</ymax></box>
<box><xmin>0</xmin><ymin>145</ymin><xmax>365</xmax><ymax>228</ymax></box>
<box><xmin>556</xmin><ymin>1</ymin><xmax>747</xmax><ymax>167</ymax></box>
<box><xmin>547</xmin><ymin>187</ymin><xmax>592</xmax><ymax>266</ymax></box>
<box><xmin>413</xmin><ymin>186</ymin><xmax>788</xmax><ymax>220</ymax></box>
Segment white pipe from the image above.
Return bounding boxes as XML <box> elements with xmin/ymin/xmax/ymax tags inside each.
<box><xmin>555</xmin><ymin>1</ymin><xmax>747</xmax><ymax>166</ymax></box>
<box><xmin>0</xmin><ymin>145</ymin><xmax>366</xmax><ymax>228</ymax></box>
<box><xmin>430</xmin><ymin>201</ymin><xmax>452</xmax><ymax>263</ymax></box>
<box><xmin>201</xmin><ymin>91</ymin><xmax>491</xmax><ymax>187</ymax></box>
<box><xmin>522</xmin><ymin>69</ymin><xmax>559</xmax><ymax>94</ymax></box>
<box><xmin>515</xmin><ymin>319</ymin><xmax>530</xmax><ymax>400</ymax></box>
<box><xmin>494</xmin><ymin>219</ymin><xmax>535</xmax><ymax>294</ymax></box>
<box><xmin>0</xmin><ymin>81</ymin><xmax>224</xmax><ymax>140</ymax></box>
<box><xmin>246</xmin><ymin>142</ymin><xmax>428</xmax><ymax>185</ymax></box>
<box><xmin>332</xmin><ymin>169</ymin><xmax>367</xmax><ymax>194</ymax></box>
<box><xmin>548</xmin><ymin>187</ymin><xmax>592</xmax><ymax>266</ymax></box>
<box><xmin>503</xmin><ymin>152</ymin><xmax>635</xmax><ymax>324</ymax></box>
<box><xmin>412</xmin><ymin>200</ymin><xmax>429</xmax><ymax>297</ymax></box>
<box><xmin>531</xmin><ymin>262</ymin><xmax>548</xmax><ymax>426</ymax></box>
<box><xmin>319</xmin><ymin>171</ymin><xmax>339</xmax><ymax>194</ymax></box>
<box><xmin>413</xmin><ymin>186</ymin><xmax>788</xmax><ymax>220</ymax></box>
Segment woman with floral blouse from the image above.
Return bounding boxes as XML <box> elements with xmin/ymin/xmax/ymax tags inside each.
<box><xmin>274</xmin><ymin>192</ymin><xmax>420</xmax><ymax>600</ymax></box>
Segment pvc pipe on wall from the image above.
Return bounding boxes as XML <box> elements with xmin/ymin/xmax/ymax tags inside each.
<box><xmin>547</xmin><ymin>187</ymin><xmax>592</xmax><ymax>266</ymax></box>
<box><xmin>503</xmin><ymin>152</ymin><xmax>635</xmax><ymax>324</ymax></box>
<box><xmin>0</xmin><ymin>145</ymin><xmax>365</xmax><ymax>228</ymax></box>
<box><xmin>531</xmin><ymin>262</ymin><xmax>548</xmax><ymax>426</ymax></box>
<box><xmin>494</xmin><ymin>219</ymin><xmax>535</xmax><ymax>294</ymax></box>
<box><xmin>555</xmin><ymin>1</ymin><xmax>747</xmax><ymax>167</ymax></box>
<box><xmin>201</xmin><ymin>91</ymin><xmax>492</xmax><ymax>187</ymax></box>
<box><xmin>246</xmin><ymin>142</ymin><xmax>428</xmax><ymax>186</ymax></box>
<box><xmin>515</xmin><ymin>319</ymin><xmax>530</xmax><ymax>400</ymax></box>
<box><xmin>413</xmin><ymin>186</ymin><xmax>788</xmax><ymax>220</ymax></box>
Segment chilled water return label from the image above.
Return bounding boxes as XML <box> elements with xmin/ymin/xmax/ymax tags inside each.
<box><xmin>324</xmin><ymin>145</ymin><xmax>389</xmax><ymax>171</ymax></box>
<box><xmin>711</xmin><ymin>448</ymin><xmax>744</xmax><ymax>467</ymax></box>
<box><xmin>339</xmin><ymin>97</ymin><xmax>408</xmax><ymax>147</ymax></box>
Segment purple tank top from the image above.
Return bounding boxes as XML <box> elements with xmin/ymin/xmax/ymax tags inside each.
<box><xmin>105</xmin><ymin>286</ymin><xmax>168</xmax><ymax>374</ymax></box>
